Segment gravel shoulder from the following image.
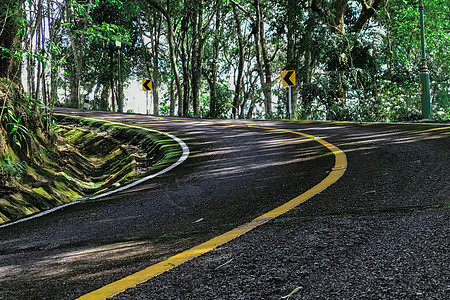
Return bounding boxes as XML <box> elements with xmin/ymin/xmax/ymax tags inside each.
<box><xmin>115</xmin><ymin>207</ymin><xmax>449</xmax><ymax>300</ymax></box>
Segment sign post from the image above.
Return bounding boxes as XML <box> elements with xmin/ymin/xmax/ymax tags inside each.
<box><xmin>142</xmin><ymin>79</ymin><xmax>152</xmax><ymax>115</ymax></box>
<box><xmin>282</xmin><ymin>70</ymin><xmax>296</xmax><ymax>120</ymax></box>
<box><xmin>288</xmin><ymin>86</ymin><xmax>292</xmax><ymax>120</ymax></box>
<box><xmin>146</xmin><ymin>91</ymin><xmax>149</xmax><ymax>115</ymax></box>
<box><xmin>116</xmin><ymin>41</ymin><xmax>123</xmax><ymax>113</ymax></box>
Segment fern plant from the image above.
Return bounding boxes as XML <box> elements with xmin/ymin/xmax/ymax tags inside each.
<box><xmin>2</xmin><ymin>104</ymin><xmax>29</xmax><ymax>148</ymax></box>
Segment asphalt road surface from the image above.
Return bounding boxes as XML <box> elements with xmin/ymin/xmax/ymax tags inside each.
<box><xmin>1</xmin><ymin>109</ymin><xmax>449</xmax><ymax>300</ymax></box>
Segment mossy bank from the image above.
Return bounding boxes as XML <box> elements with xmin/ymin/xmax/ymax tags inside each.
<box><xmin>0</xmin><ymin>114</ymin><xmax>183</xmax><ymax>225</ymax></box>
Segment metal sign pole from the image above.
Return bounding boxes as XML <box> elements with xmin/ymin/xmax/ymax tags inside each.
<box><xmin>289</xmin><ymin>86</ymin><xmax>292</xmax><ymax>120</ymax></box>
<box><xmin>116</xmin><ymin>41</ymin><xmax>123</xmax><ymax>113</ymax></box>
<box><xmin>146</xmin><ymin>91</ymin><xmax>149</xmax><ymax>115</ymax></box>
<box><xmin>150</xmin><ymin>91</ymin><xmax>153</xmax><ymax>115</ymax></box>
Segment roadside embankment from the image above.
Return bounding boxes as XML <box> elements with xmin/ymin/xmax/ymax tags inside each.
<box><xmin>0</xmin><ymin>115</ymin><xmax>182</xmax><ymax>225</ymax></box>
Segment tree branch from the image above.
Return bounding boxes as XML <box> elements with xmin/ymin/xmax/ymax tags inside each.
<box><xmin>229</xmin><ymin>0</ymin><xmax>254</xmax><ymax>22</ymax></box>
<box><xmin>352</xmin><ymin>0</ymin><xmax>387</xmax><ymax>33</ymax></box>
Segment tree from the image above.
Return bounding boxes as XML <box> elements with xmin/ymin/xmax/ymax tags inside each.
<box><xmin>253</xmin><ymin>0</ymin><xmax>273</xmax><ymax>117</ymax></box>
<box><xmin>0</xmin><ymin>0</ymin><xmax>23</xmax><ymax>82</ymax></box>
<box><xmin>230</xmin><ymin>1</ymin><xmax>245</xmax><ymax>119</ymax></box>
<box><xmin>144</xmin><ymin>0</ymin><xmax>182</xmax><ymax>116</ymax></box>
<box><xmin>2</xmin><ymin>0</ymin><xmax>448</xmax><ymax>122</ymax></box>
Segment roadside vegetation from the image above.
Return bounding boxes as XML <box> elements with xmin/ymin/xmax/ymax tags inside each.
<box><xmin>1</xmin><ymin>0</ymin><xmax>449</xmax><ymax>121</ymax></box>
<box><xmin>0</xmin><ymin>102</ymin><xmax>179</xmax><ymax>224</ymax></box>
<box><xmin>0</xmin><ymin>79</ymin><xmax>178</xmax><ymax>224</ymax></box>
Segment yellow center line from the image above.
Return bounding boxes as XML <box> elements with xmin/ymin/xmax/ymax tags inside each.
<box><xmin>421</xmin><ymin>126</ymin><xmax>450</xmax><ymax>133</ymax></box>
<box><xmin>76</xmin><ymin>119</ymin><xmax>347</xmax><ymax>300</ymax></box>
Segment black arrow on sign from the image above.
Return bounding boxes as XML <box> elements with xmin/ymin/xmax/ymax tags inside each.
<box><xmin>143</xmin><ymin>79</ymin><xmax>152</xmax><ymax>91</ymax></box>
<box><xmin>283</xmin><ymin>71</ymin><xmax>294</xmax><ymax>86</ymax></box>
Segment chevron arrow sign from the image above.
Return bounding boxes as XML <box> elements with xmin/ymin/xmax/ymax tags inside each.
<box><xmin>282</xmin><ymin>70</ymin><xmax>295</xmax><ymax>87</ymax></box>
<box><xmin>142</xmin><ymin>79</ymin><xmax>152</xmax><ymax>91</ymax></box>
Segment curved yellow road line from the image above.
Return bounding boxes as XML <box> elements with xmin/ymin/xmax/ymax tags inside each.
<box><xmin>77</xmin><ymin>122</ymin><xmax>347</xmax><ymax>300</ymax></box>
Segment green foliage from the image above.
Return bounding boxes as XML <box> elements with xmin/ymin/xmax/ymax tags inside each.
<box><xmin>202</xmin><ymin>83</ymin><xmax>233</xmax><ymax>119</ymax></box>
<box><xmin>3</xmin><ymin>0</ymin><xmax>449</xmax><ymax>121</ymax></box>
<box><xmin>0</xmin><ymin>156</ymin><xmax>25</xmax><ymax>184</ymax></box>
<box><xmin>1</xmin><ymin>103</ymin><xmax>30</xmax><ymax>149</ymax></box>
<box><xmin>288</xmin><ymin>0</ymin><xmax>450</xmax><ymax>122</ymax></box>
<box><xmin>7</xmin><ymin>113</ymin><xmax>29</xmax><ymax>148</ymax></box>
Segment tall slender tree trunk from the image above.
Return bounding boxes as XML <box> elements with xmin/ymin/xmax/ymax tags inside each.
<box><xmin>286</xmin><ymin>0</ymin><xmax>298</xmax><ymax>117</ymax></box>
<box><xmin>208</xmin><ymin>0</ymin><xmax>221</xmax><ymax>118</ymax></box>
<box><xmin>169</xmin><ymin>78</ymin><xmax>176</xmax><ymax>116</ymax></box>
<box><xmin>65</xmin><ymin>0</ymin><xmax>82</xmax><ymax>108</ymax></box>
<box><xmin>298</xmin><ymin>9</ymin><xmax>317</xmax><ymax>117</ymax></box>
<box><xmin>302</xmin><ymin>11</ymin><xmax>315</xmax><ymax>85</ymax></box>
<box><xmin>190</xmin><ymin>0</ymin><xmax>205</xmax><ymax>118</ymax></box>
<box><xmin>0</xmin><ymin>1</ymin><xmax>22</xmax><ymax>82</ymax></box>
<box><xmin>253</xmin><ymin>0</ymin><xmax>272</xmax><ymax>118</ymax></box>
<box><xmin>151</xmin><ymin>11</ymin><xmax>162</xmax><ymax>115</ymax></box>
<box><xmin>48</xmin><ymin>0</ymin><xmax>59</xmax><ymax>107</ymax></box>
<box><xmin>41</xmin><ymin>12</ymin><xmax>48</xmax><ymax>107</ymax></box>
<box><xmin>232</xmin><ymin>2</ymin><xmax>244</xmax><ymax>119</ymax></box>
<box><xmin>34</xmin><ymin>0</ymin><xmax>43</xmax><ymax>102</ymax></box>
<box><xmin>100</xmin><ymin>84</ymin><xmax>110</xmax><ymax>110</ymax></box>
<box><xmin>180</xmin><ymin>15</ymin><xmax>190</xmax><ymax>116</ymax></box>
<box><xmin>109</xmin><ymin>44</ymin><xmax>116</xmax><ymax>111</ymax></box>
<box><xmin>25</xmin><ymin>0</ymin><xmax>36</xmax><ymax>94</ymax></box>
<box><xmin>242</xmin><ymin>73</ymin><xmax>258</xmax><ymax>119</ymax></box>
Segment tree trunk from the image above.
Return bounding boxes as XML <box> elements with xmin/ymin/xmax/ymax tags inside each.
<box><xmin>352</xmin><ymin>0</ymin><xmax>387</xmax><ymax>33</ymax></box>
<box><xmin>180</xmin><ymin>11</ymin><xmax>190</xmax><ymax>116</ymax></box>
<box><xmin>253</xmin><ymin>0</ymin><xmax>272</xmax><ymax>118</ymax></box>
<box><xmin>137</xmin><ymin>11</ymin><xmax>152</xmax><ymax>76</ymax></box>
<box><xmin>190</xmin><ymin>0</ymin><xmax>204</xmax><ymax>118</ymax></box>
<box><xmin>232</xmin><ymin>2</ymin><xmax>244</xmax><ymax>119</ymax></box>
<box><xmin>169</xmin><ymin>78</ymin><xmax>176</xmax><ymax>116</ymax></box>
<box><xmin>34</xmin><ymin>0</ymin><xmax>43</xmax><ymax>102</ymax></box>
<box><xmin>48</xmin><ymin>0</ymin><xmax>59</xmax><ymax>107</ymax></box>
<box><xmin>286</xmin><ymin>0</ymin><xmax>298</xmax><ymax>117</ymax></box>
<box><xmin>151</xmin><ymin>11</ymin><xmax>162</xmax><ymax>115</ymax></box>
<box><xmin>242</xmin><ymin>73</ymin><xmax>258</xmax><ymax>119</ymax></box>
<box><xmin>331</xmin><ymin>0</ymin><xmax>348</xmax><ymax>34</ymax></box>
<box><xmin>208</xmin><ymin>0</ymin><xmax>221</xmax><ymax>118</ymax></box>
<box><xmin>145</xmin><ymin>0</ymin><xmax>182</xmax><ymax>116</ymax></box>
<box><xmin>65</xmin><ymin>0</ymin><xmax>82</xmax><ymax>108</ymax></box>
<box><xmin>302</xmin><ymin>12</ymin><xmax>316</xmax><ymax>85</ymax></box>
<box><xmin>0</xmin><ymin>1</ymin><xmax>22</xmax><ymax>82</ymax></box>
<box><xmin>100</xmin><ymin>84</ymin><xmax>110</xmax><ymax>110</ymax></box>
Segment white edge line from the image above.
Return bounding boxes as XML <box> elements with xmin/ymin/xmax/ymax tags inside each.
<box><xmin>0</xmin><ymin>114</ymin><xmax>189</xmax><ymax>229</ymax></box>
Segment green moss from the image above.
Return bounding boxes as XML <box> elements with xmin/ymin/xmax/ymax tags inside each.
<box><xmin>52</xmin><ymin>182</ymin><xmax>82</xmax><ymax>202</ymax></box>
<box><xmin>0</xmin><ymin>210</ymin><xmax>10</xmax><ymax>223</ymax></box>
<box><xmin>9</xmin><ymin>194</ymin><xmax>40</xmax><ymax>215</ymax></box>
<box><xmin>33</xmin><ymin>187</ymin><xmax>51</xmax><ymax>198</ymax></box>
<box><xmin>43</xmin><ymin>168</ymin><xmax>57</xmax><ymax>175</ymax></box>
<box><xmin>0</xmin><ymin>202</ymin><xmax>24</xmax><ymax>221</ymax></box>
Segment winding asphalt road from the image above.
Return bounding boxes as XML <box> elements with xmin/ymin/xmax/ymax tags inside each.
<box><xmin>0</xmin><ymin>109</ymin><xmax>449</xmax><ymax>299</ymax></box>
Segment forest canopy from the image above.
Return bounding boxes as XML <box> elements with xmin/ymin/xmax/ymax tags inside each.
<box><xmin>1</xmin><ymin>0</ymin><xmax>449</xmax><ymax>121</ymax></box>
